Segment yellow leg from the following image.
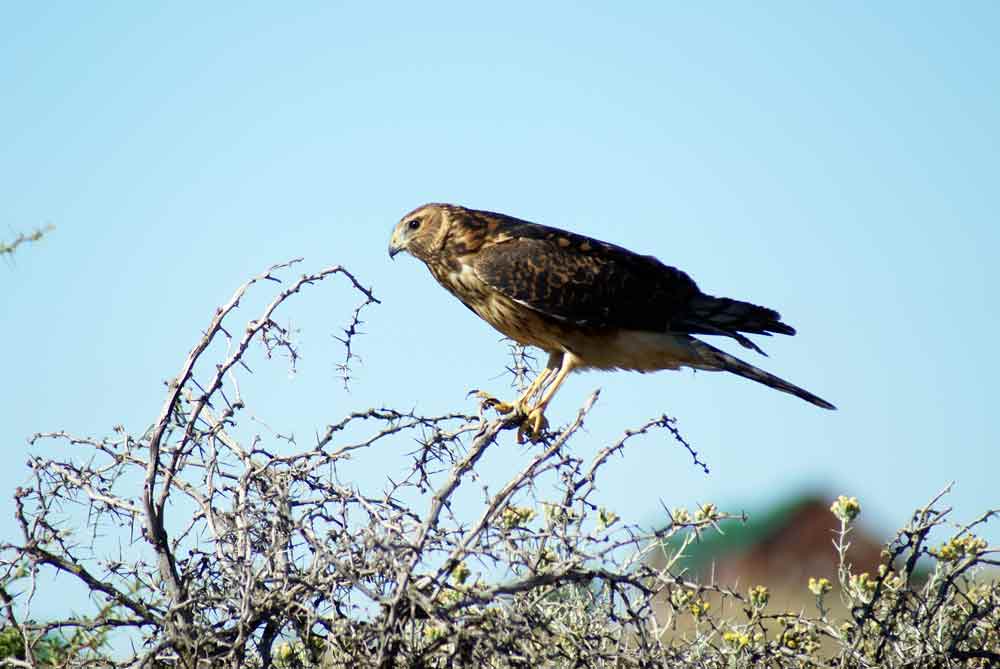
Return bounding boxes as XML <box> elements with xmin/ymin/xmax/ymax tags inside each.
<box><xmin>513</xmin><ymin>351</ymin><xmax>562</xmax><ymax>412</ymax></box>
<box><xmin>519</xmin><ymin>353</ymin><xmax>578</xmax><ymax>443</ymax></box>
<box><xmin>514</xmin><ymin>367</ymin><xmax>552</xmax><ymax>412</ymax></box>
<box><xmin>477</xmin><ymin>352</ymin><xmax>561</xmax><ymax>416</ymax></box>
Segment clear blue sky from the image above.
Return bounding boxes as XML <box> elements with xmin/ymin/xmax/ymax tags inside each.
<box><xmin>3</xmin><ymin>1</ymin><xmax>998</xmax><ymax>611</ymax></box>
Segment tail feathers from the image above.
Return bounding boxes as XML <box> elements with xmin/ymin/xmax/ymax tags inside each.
<box><xmin>692</xmin><ymin>340</ymin><xmax>836</xmax><ymax>410</ymax></box>
<box><xmin>679</xmin><ymin>294</ymin><xmax>796</xmax><ymax>354</ymax></box>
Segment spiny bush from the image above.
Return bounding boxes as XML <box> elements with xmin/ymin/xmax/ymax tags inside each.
<box><xmin>1</xmin><ymin>261</ymin><xmax>996</xmax><ymax>668</ymax></box>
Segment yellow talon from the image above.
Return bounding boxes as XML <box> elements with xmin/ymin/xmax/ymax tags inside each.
<box><xmin>517</xmin><ymin>407</ymin><xmax>549</xmax><ymax>444</ymax></box>
<box><xmin>474</xmin><ymin>391</ymin><xmax>516</xmax><ymax>415</ymax></box>
<box><xmin>475</xmin><ymin>391</ymin><xmax>549</xmax><ymax>442</ymax></box>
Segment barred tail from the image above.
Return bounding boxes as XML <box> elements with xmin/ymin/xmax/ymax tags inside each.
<box><xmin>691</xmin><ymin>340</ymin><xmax>836</xmax><ymax>410</ymax></box>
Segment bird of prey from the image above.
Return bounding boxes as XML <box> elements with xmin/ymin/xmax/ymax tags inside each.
<box><xmin>388</xmin><ymin>203</ymin><xmax>835</xmax><ymax>441</ymax></box>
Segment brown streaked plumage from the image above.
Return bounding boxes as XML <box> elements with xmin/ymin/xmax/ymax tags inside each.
<box><xmin>388</xmin><ymin>203</ymin><xmax>834</xmax><ymax>440</ymax></box>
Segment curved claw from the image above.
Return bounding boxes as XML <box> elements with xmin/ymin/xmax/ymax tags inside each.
<box><xmin>517</xmin><ymin>407</ymin><xmax>549</xmax><ymax>444</ymax></box>
<box><xmin>474</xmin><ymin>390</ymin><xmax>516</xmax><ymax>415</ymax></box>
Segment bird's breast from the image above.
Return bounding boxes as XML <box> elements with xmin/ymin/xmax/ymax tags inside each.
<box><xmin>426</xmin><ymin>259</ymin><xmax>567</xmax><ymax>351</ymax></box>
<box><xmin>444</xmin><ymin>263</ymin><xmax>485</xmax><ymax>296</ymax></box>
<box><xmin>472</xmin><ymin>294</ymin><xmax>570</xmax><ymax>352</ymax></box>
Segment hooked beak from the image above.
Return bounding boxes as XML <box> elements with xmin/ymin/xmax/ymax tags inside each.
<box><xmin>388</xmin><ymin>240</ymin><xmax>402</xmax><ymax>259</ymax></box>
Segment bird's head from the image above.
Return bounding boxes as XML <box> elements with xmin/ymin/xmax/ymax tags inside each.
<box><xmin>388</xmin><ymin>203</ymin><xmax>452</xmax><ymax>261</ymax></box>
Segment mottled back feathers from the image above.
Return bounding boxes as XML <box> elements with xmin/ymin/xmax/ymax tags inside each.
<box><xmin>463</xmin><ymin>208</ymin><xmax>793</xmax><ymax>352</ymax></box>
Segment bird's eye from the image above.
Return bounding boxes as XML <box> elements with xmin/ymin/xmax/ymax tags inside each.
<box><xmin>407</xmin><ymin>218</ymin><xmax>422</xmax><ymax>231</ymax></box>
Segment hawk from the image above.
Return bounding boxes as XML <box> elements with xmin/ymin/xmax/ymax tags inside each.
<box><xmin>388</xmin><ymin>203</ymin><xmax>834</xmax><ymax>440</ymax></box>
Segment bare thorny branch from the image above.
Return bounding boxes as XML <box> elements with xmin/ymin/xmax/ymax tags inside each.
<box><xmin>1</xmin><ymin>260</ymin><xmax>997</xmax><ymax>669</ymax></box>
<box><xmin>1</xmin><ymin>225</ymin><xmax>55</xmax><ymax>258</ymax></box>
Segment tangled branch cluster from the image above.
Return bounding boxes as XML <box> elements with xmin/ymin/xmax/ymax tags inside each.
<box><xmin>1</xmin><ymin>261</ymin><xmax>997</xmax><ymax>668</ymax></box>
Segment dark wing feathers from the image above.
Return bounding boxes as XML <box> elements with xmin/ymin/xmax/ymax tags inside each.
<box><xmin>682</xmin><ymin>294</ymin><xmax>795</xmax><ymax>337</ymax></box>
<box><xmin>469</xmin><ymin>212</ymin><xmax>797</xmax><ymax>351</ymax></box>
<box><xmin>473</xmin><ymin>236</ymin><xmax>697</xmax><ymax>331</ymax></box>
<box><xmin>675</xmin><ymin>294</ymin><xmax>796</xmax><ymax>354</ymax></box>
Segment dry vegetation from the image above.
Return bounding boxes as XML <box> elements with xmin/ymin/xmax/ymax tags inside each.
<box><xmin>1</xmin><ymin>261</ymin><xmax>997</xmax><ymax>668</ymax></box>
